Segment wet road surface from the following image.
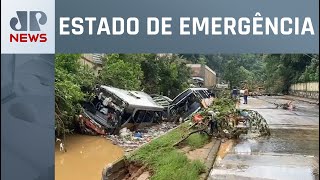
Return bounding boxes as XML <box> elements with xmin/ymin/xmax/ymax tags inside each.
<box><xmin>209</xmin><ymin>96</ymin><xmax>319</xmax><ymax>180</ymax></box>
<box><xmin>55</xmin><ymin>134</ymin><xmax>124</xmax><ymax>180</ymax></box>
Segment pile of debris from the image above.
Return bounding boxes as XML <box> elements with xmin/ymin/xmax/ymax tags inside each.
<box><xmin>278</xmin><ymin>101</ymin><xmax>296</xmax><ymax>110</ymax></box>
<box><xmin>106</xmin><ymin>122</ymin><xmax>178</xmax><ymax>152</ymax></box>
<box><xmin>183</xmin><ymin>98</ymin><xmax>270</xmax><ymax>140</ymax></box>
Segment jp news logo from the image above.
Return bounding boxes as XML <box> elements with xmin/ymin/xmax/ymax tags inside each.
<box><xmin>9</xmin><ymin>11</ymin><xmax>47</xmax><ymax>42</ymax></box>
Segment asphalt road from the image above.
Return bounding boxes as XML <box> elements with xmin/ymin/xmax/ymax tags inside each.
<box><xmin>209</xmin><ymin>96</ymin><xmax>319</xmax><ymax>180</ymax></box>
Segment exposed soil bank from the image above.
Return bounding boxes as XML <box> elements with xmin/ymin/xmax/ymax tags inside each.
<box><xmin>103</xmin><ymin>123</ymin><xmax>223</xmax><ymax>180</ymax></box>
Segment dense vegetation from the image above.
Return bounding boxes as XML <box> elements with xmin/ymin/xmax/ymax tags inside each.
<box><xmin>55</xmin><ymin>54</ymin><xmax>96</xmax><ymax>137</ymax></box>
<box><xmin>181</xmin><ymin>54</ymin><xmax>319</xmax><ymax>93</ymax></box>
<box><xmin>128</xmin><ymin>123</ymin><xmax>206</xmax><ymax>180</ymax></box>
<box><xmin>55</xmin><ymin>53</ymin><xmax>319</xmax><ymax>137</ymax></box>
<box><xmin>98</xmin><ymin>54</ymin><xmax>191</xmax><ymax>98</ymax></box>
<box><xmin>263</xmin><ymin>54</ymin><xmax>319</xmax><ymax>93</ymax></box>
<box><xmin>55</xmin><ymin>54</ymin><xmax>191</xmax><ymax>137</ymax></box>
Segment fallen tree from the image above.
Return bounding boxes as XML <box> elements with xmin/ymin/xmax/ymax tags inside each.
<box><xmin>175</xmin><ymin>97</ymin><xmax>271</xmax><ymax>146</ymax></box>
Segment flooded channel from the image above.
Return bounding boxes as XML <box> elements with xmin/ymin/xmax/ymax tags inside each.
<box><xmin>55</xmin><ymin>134</ymin><xmax>124</xmax><ymax>180</ymax></box>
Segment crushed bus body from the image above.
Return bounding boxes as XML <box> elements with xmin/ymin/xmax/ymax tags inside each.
<box><xmin>78</xmin><ymin>85</ymin><xmax>164</xmax><ymax>135</ymax></box>
<box><xmin>79</xmin><ymin>85</ymin><xmax>214</xmax><ymax>135</ymax></box>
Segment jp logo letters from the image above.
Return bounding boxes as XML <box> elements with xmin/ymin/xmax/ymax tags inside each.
<box><xmin>10</xmin><ymin>11</ymin><xmax>47</xmax><ymax>42</ymax></box>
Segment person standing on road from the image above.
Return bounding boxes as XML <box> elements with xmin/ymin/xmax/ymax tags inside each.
<box><xmin>231</xmin><ymin>87</ymin><xmax>238</xmax><ymax>100</ymax></box>
<box><xmin>231</xmin><ymin>87</ymin><xmax>240</xmax><ymax>109</ymax></box>
<box><xmin>243</xmin><ymin>87</ymin><xmax>249</xmax><ymax>104</ymax></box>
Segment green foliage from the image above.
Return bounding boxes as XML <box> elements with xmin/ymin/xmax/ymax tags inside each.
<box><xmin>100</xmin><ymin>54</ymin><xmax>191</xmax><ymax>98</ymax></box>
<box><xmin>181</xmin><ymin>54</ymin><xmax>265</xmax><ymax>90</ymax></box>
<box><xmin>128</xmin><ymin>123</ymin><xmax>206</xmax><ymax>180</ymax></box>
<box><xmin>55</xmin><ymin>53</ymin><xmax>318</xmax><ymax>138</ymax></box>
<box><xmin>263</xmin><ymin>54</ymin><xmax>317</xmax><ymax>93</ymax></box>
<box><xmin>55</xmin><ymin>54</ymin><xmax>81</xmax><ymax>73</ymax></box>
<box><xmin>155</xmin><ymin>55</ymin><xmax>191</xmax><ymax>98</ymax></box>
<box><xmin>77</xmin><ymin>65</ymin><xmax>96</xmax><ymax>91</ymax></box>
<box><xmin>140</xmin><ymin>54</ymin><xmax>192</xmax><ymax>98</ymax></box>
<box><xmin>150</xmin><ymin>150</ymin><xmax>204</xmax><ymax>180</ymax></box>
<box><xmin>55</xmin><ymin>53</ymin><xmax>193</xmax><ymax>137</ymax></box>
<box><xmin>182</xmin><ymin>53</ymin><xmax>318</xmax><ymax>94</ymax></box>
<box><xmin>55</xmin><ymin>54</ymin><xmax>96</xmax><ymax>137</ymax></box>
<box><xmin>140</xmin><ymin>57</ymin><xmax>162</xmax><ymax>94</ymax></box>
<box><xmin>99</xmin><ymin>54</ymin><xmax>144</xmax><ymax>90</ymax></box>
<box><xmin>209</xmin><ymin>98</ymin><xmax>236</xmax><ymax>120</ymax></box>
<box><xmin>299</xmin><ymin>54</ymin><xmax>319</xmax><ymax>82</ymax></box>
<box><xmin>223</xmin><ymin>58</ymin><xmax>242</xmax><ymax>88</ymax></box>
<box><xmin>186</xmin><ymin>133</ymin><xmax>210</xmax><ymax>149</ymax></box>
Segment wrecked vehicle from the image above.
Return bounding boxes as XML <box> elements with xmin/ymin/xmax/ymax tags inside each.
<box><xmin>78</xmin><ymin>85</ymin><xmax>164</xmax><ymax>135</ymax></box>
<box><xmin>150</xmin><ymin>94</ymin><xmax>172</xmax><ymax>108</ymax></box>
<box><xmin>78</xmin><ymin>86</ymin><xmax>214</xmax><ymax>135</ymax></box>
<box><xmin>165</xmin><ymin>88</ymin><xmax>214</xmax><ymax>122</ymax></box>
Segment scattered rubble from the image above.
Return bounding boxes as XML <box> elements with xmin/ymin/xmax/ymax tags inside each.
<box><xmin>79</xmin><ymin>86</ymin><xmax>214</xmax><ymax>136</ymax></box>
<box><xmin>106</xmin><ymin>122</ymin><xmax>178</xmax><ymax>151</ymax></box>
<box><xmin>173</xmin><ymin>97</ymin><xmax>270</xmax><ymax>148</ymax></box>
<box><xmin>280</xmin><ymin>101</ymin><xmax>296</xmax><ymax>110</ymax></box>
<box><xmin>257</xmin><ymin>97</ymin><xmax>297</xmax><ymax>110</ymax></box>
<box><xmin>184</xmin><ymin>97</ymin><xmax>270</xmax><ymax>140</ymax></box>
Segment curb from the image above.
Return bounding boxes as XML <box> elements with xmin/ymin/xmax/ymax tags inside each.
<box><xmin>202</xmin><ymin>139</ymin><xmax>221</xmax><ymax>180</ymax></box>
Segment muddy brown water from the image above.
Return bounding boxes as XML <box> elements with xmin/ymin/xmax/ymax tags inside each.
<box><xmin>55</xmin><ymin>134</ymin><xmax>124</xmax><ymax>180</ymax></box>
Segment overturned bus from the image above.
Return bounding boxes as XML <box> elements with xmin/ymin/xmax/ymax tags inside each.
<box><xmin>79</xmin><ymin>85</ymin><xmax>164</xmax><ymax>135</ymax></box>
<box><xmin>79</xmin><ymin>85</ymin><xmax>214</xmax><ymax>135</ymax></box>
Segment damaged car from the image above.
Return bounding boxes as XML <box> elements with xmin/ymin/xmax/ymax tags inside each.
<box><xmin>165</xmin><ymin>88</ymin><xmax>214</xmax><ymax>122</ymax></box>
<box><xmin>78</xmin><ymin>85</ymin><xmax>164</xmax><ymax>135</ymax></box>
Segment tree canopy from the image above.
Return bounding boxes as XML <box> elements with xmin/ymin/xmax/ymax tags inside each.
<box><xmin>55</xmin><ymin>53</ymin><xmax>318</xmax><ymax>137</ymax></box>
<box><xmin>55</xmin><ymin>53</ymin><xmax>192</xmax><ymax>136</ymax></box>
<box><xmin>55</xmin><ymin>54</ymin><xmax>96</xmax><ymax>137</ymax></box>
<box><xmin>180</xmin><ymin>53</ymin><xmax>318</xmax><ymax>93</ymax></box>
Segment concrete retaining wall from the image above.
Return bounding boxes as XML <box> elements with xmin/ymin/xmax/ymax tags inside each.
<box><xmin>102</xmin><ymin>158</ymin><xmax>129</xmax><ymax>180</ymax></box>
<box><xmin>290</xmin><ymin>82</ymin><xmax>319</xmax><ymax>100</ymax></box>
<box><xmin>289</xmin><ymin>91</ymin><xmax>319</xmax><ymax>100</ymax></box>
<box><xmin>290</xmin><ymin>82</ymin><xmax>319</xmax><ymax>92</ymax></box>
